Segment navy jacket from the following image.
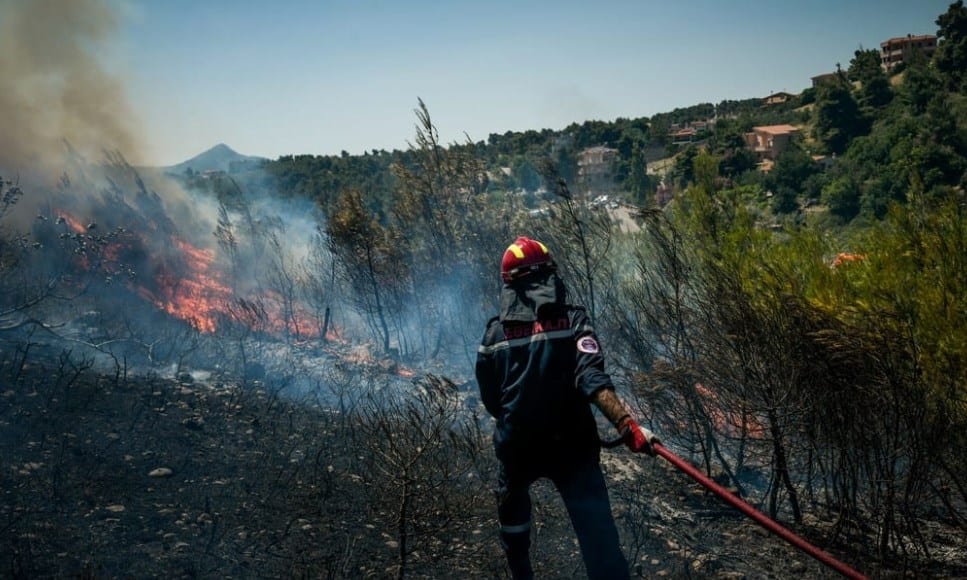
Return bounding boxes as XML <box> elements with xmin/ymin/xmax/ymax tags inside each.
<box><xmin>475</xmin><ymin>271</ymin><xmax>615</xmax><ymax>465</ymax></box>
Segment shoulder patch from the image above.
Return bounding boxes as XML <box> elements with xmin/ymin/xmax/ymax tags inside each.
<box><xmin>577</xmin><ymin>336</ymin><xmax>600</xmax><ymax>354</ymax></box>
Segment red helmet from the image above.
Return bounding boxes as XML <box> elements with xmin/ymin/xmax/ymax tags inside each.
<box><xmin>501</xmin><ymin>236</ymin><xmax>555</xmax><ymax>283</ymax></box>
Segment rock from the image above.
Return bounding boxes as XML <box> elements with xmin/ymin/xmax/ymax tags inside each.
<box><xmin>181</xmin><ymin>415</ymin><xmax>205</xmax><ymax>429</ymax></box>
<box><xmin>148</xmin><ymin>467</ymin><xmax>174</xmax><ymax>478</ymax></box>
<box><xmin>692</xmin><ymin>555</ymin><xmax>714</xmax><ymax>571</ymax></box>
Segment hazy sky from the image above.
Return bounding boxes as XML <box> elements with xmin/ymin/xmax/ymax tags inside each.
<box><xmin>111</xmin><ymin>0</ymin><xmax>952</xmax><ymax>165</ymax></box>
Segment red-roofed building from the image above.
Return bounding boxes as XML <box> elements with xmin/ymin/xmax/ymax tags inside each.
<box><xmin>670</xmin><ymin>127</ymin><xmax>698</xmax><ymax>145</ymax></box>
<box><xmin>743</xmin><ymin>125</ymin><xmax>800</xmax><ymax>160</ymax></box>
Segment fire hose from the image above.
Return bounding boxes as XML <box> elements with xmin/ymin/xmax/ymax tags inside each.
<box><xmin>601</xmin><ymin>437</ymin><xmax>869</xmax><ymax>580</ymax></box>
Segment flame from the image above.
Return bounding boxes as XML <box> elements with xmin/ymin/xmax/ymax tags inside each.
<box><xmin>325</xmin><ymin>325</ymin><xmax>347</xmax><ymax>343</ymax></box>
<box><xmin>341</xmin><ymin>343</ymin><xmax>414</xmax><ymax>376</ymax></box>
<box><xmin>57</xmin><ymin>212</ymin><xmax>87</xmax><ymax>234</ymax></box>
<box><xmin>129</xmin><ymin>237</ymin><xmax>228</xmax><ymax>333</ymax></box>
<box><xmin>257</xmin><ymin>289</ymin><xmax>323</xmax><ymax>338</ymax></box>
<box><xmin>52</xmin><ymin>209</ymin><xmax>331</xmax><ymax>340</ymax></box>
<box><xmin>144</xmin><ymin>237</ymin><xmax>330</xmax><ymax>338</ymax></box>
<box><xmin>694</xmin><ymin>382</ymin><xmax>767</xmax><ymax>438</ymax></box>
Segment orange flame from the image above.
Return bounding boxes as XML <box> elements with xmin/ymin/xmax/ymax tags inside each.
<box><xmin>54</xmin><ymin>209</ymin><xmax>330</xmax><ymax>339</ymax></box>
<box><xmin>145</xmin><ymin>238</ymin><xmax>326</xmax><ymax>338</ymax></box>
<box><xmin>257</xmin><ymin>289</ymin><xmax>324</xmax><ymax>338</ymax></box>
<box><xmin>57</xmin><ymin>212</ymin><xmax>87</xmax><ymax>234</ymax></box>
<box><xmin>137</xmin><ymin>237</ymin><xmax>231</xmax><ymax>333</ymax></box>
<box><xmin>694</xmin><ymin>382</ymin><xmax>767</xmax><ymax>438</ymax></box>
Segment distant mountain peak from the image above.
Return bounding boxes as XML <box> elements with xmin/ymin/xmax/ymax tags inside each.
<box><xmin>167</xmin><ymin>143</ymin><xmax>266</xmax><ymax>174</ymax></box>
<box><xmin>207</xmin><ymin>143</ymin><xmax>235</xmax><ymax>154</ymax></box>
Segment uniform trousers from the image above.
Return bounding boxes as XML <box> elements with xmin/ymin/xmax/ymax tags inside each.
<box><xmin>496</xmin><ymin>453</ymin><xmax>629</xmax><ymax>580</ymax></box>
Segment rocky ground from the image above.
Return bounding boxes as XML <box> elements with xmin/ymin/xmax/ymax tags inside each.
<box><xmin>1</xmin><ymin>356</ymin><xmax>964</xmax><ymax>579</ymax></box>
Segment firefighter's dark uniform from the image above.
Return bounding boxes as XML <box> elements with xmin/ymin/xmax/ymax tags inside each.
<box><xmin>475</xmin><ymin>271</ymin><xmax>629</xmax><ymax>580</ymax></box>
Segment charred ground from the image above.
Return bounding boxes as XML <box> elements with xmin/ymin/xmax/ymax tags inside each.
<box><xmin>2</xmin><ymin>351</ymin><xmax>963</xmax><ymax>579</ymax></box>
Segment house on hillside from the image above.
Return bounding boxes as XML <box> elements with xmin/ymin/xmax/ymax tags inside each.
<box><xmin>810</xmin><ymin>72</ymin><xmax>840</xmax><ymax>88</ymax></box>
<box><xmin>691</xmin><ymin>120</ymin><xmax>711</xmax><ymax>132</ymax></box>
<box><xmin>577</xmin><ymin>146</ymin><xmax>618</xmax><ymax>195</ymax></box>
<box><xmin>667</xmin><ymin>119</ymin><xmax>714</xmax><ymax>145</ymax></box>
<box><xmin>670</xmin><ymin>127</ymin><xmax>698</xmax><ymax>145</ymax></box>
<box><xmin>762</xmin><ymin>91</ymin><xmax>795</xmax><ymax>106</ymax></box>
<box><xmin>744</xmin><ymin>125</ymin><xmax>800</xmax><ymax>161</ymax></box>
<box><xmin>880</xmin><ymin>34</ymin><xmax>937</xmax><ymax>71</ymax></box>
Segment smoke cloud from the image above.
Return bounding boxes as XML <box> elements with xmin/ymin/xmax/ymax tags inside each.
<box><xmin>0</xmin><ymin>0</ymin><xmax>140</xmax><ymax>173</ymax></box>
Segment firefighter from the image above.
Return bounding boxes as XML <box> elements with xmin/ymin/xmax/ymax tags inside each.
<box><xmin>475</xmin><ymin>236</ymin><xmax>659</xmax><ymax>580</ymax></box>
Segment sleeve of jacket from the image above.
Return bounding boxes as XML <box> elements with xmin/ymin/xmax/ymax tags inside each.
<box><xmin>475</xmin><ymin>318</ymin><xmax>502</xmax><ymax>419</ymax></box>
<box><xmin>571</xmin><ymin>307</ymin><xmax>615</xmax><ymax>399</ymax></box>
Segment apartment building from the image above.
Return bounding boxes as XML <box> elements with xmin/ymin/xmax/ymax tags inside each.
<box><xmin>577</xmin><ymin>146</ymin><xmax>619</xmax><ymax>195</ymax></box>
<box><xmin>880</xmin><ymin>34</ymin><xmax>937</xmax><ymax>70</ymax></box>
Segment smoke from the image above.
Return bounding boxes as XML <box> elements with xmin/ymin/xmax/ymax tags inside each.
<box><xmin>0</xmin><ymin>0</ymin><xmax>140</xmax><ymax>173</ymax></box>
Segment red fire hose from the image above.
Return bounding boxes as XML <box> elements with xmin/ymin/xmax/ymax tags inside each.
<box><xmin>604</xmin><ymin>438</ymin><xmax>869</xmax><ymax>580</ymax></box>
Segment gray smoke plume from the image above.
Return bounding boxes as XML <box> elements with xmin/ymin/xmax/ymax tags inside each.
<box><xmin>0</xmin><ymin>0</ymin><xmax>140</xmax><ymax>173</ymax></box>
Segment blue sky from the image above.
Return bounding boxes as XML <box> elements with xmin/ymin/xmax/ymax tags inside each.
<box><xmin>117</xmin><ymin>0</ymin><xmax>953</xmax><ymax>166</ymax></box>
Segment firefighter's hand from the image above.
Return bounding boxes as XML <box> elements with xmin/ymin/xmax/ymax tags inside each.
<box><xmin>618</xmin><ymin>417</ymin><xmax>658</xmax><ymax>456</ymax></box>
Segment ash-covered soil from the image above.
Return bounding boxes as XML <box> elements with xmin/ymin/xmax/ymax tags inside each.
<box><xmin>1</xmin><ymin>360</ymin><xmax>963</xmax><ymax>579</ymax></box>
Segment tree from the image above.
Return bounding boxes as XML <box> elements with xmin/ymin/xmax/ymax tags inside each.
<box><xmin>353</xmin><ymin>375</ymin><xmax>488</xmax><ymax>579</ymax></box>
<box><xmin>626</xmin><ymin>142</ymin><xmax>654</xmax><ymax>206</ymax></box>
<box><xmin>813</xmin><ymin>80</ymin><xmax>867</xmax><ymax>155</ymax></box>
<box><xmin>859</xmin><ymin>73</ymin><xmax>894</xmax><ymax>111</ymax></box>
<box><xmin>0</xmin><ymin>177</ymin><xmax>29</xmax><ymax>335</ymax></box>
<box><xmin>849</xmin><ymin>48</ymin><xmax>893</xmax><ymax>110</ymax></box>
<box><xmin>848</xmin><ymin>48</ymin><xmax>882</xmax><ymax>85</ymax></box>
<box><xmin>671</xmin><ymin>146</ymin><xmax>700</xmax><ymax>189</ymax></box>
<box><xmin>899</xmin><ymin>49</ymin><xmax>944</xmax><ymax>116</ymax></box>
<box><xmin>535</xmin><ymin>159</ymin><xmax>614</xmax><ymax>320</ymax></box>
<box><xmin>934</xmin><ymin>0</ymin><xmax>967</xmax><ymax>91</ymax></box>
<box><xmin>822</xmin><ymin>175</ymin><xmax>862</xmax><ymax>222</ymax></box>
<box><xmin>327</xmin><ymin>189</ymin><xmax>396</xmax><ymax>354</ymax></box>
<box><xmin>511</xmin><ymin>156</ymin><xmax>542</xmax><ymax>192</ymax></box>
<box><xmin>712</xmin><ymin>121</ymin><xmax>758</xmax><ymax>179</ymax></box>
<box><xmin>390</xmin><ymin>99</ymin><xmax>511</xmax><ymax>361</ymax></box>
<box><xmin>300</xmin><ymin>228</ymin><xmax>338</xmax><ymax>342</ymax></box>
<box><xmin>768</xmin><ymin>144</ymin><xmax>819</xmax><ymax>214</ymax></box>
